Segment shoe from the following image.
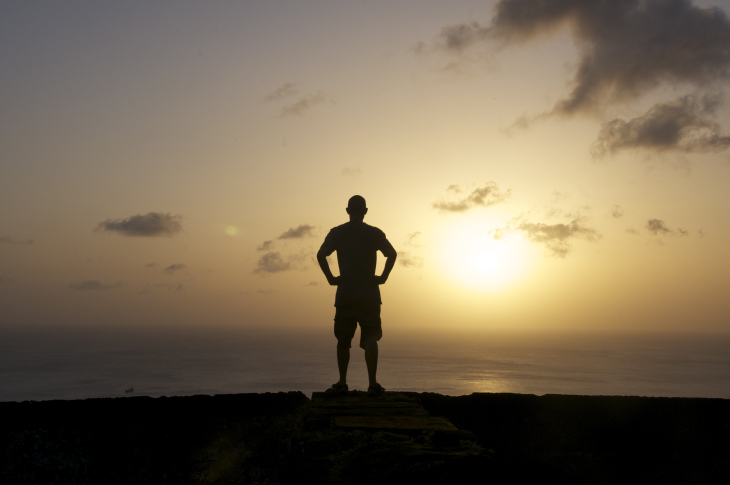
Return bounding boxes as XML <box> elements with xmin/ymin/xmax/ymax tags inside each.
<box><xmin>325</xmin><ymin>382</ymin><xmax>348</xmax><ymax>394</ymax></box>
<box><xmin>367</xmin><ymin>383</ymin><xmax>385</xmax><ymax>396</ymax></box>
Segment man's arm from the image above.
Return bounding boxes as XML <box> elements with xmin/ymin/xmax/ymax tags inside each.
<box><xmin>376</xmin><ymin>239</ymin><xmax>397</xmax><ymax>285</ymax></box>
<box><xmin>317</xmin><ymin>246</ymin><xmax>340</xmax><ymax>286</ymax></box>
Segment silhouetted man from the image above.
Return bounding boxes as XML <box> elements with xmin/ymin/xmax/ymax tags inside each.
<box><xmin>317</xmin><ymin>195</ymin><xmax>397</xmax><ymax>396</ymax></box>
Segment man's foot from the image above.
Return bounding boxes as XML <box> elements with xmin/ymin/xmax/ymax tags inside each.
<box><xmin>367</xmin><ymin>383</ymin><xmax>385</xmax><ymax>396</ymax></box>
<box><xmin>325</xmin><ymin>382</ymin><xmax>348</xmax><ymax>394</ymax></box>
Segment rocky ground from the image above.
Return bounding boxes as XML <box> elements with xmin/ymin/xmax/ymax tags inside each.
<box><xmin>1</xmin><ymin>391</ymin><xmax>729</xmax><ymax>484</ymax></box>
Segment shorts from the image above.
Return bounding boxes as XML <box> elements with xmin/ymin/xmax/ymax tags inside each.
<box><xmin>334</xmin><ymin>305</ymin><xmax>382</xmax><ymax>350</ymax></box>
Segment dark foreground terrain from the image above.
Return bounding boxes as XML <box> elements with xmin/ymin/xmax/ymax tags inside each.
<box><xmin>1</xmin><ymin>391</ymin><xmax>728</xmax><ymax>484</ymax></box>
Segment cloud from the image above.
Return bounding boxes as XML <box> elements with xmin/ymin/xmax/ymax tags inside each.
<box><xmin>593</xmin><ymin>94</ymin><xmax>730</xmax><ymax>156</ymax></box>
<box><xmin>513</xmin><ymin>219</ymin><xmax>600</xmax><ymax>257</ymax></box>
<box><xmin>265</xmin><ymin>83</ymin><xmax>298</xmax><ymax>102</ymax></box>
<box><xmin>278</xmin><ymin>224</ymin><xmax>316</xmax><ymax>239</ymax></box>
<box><xmin>405</xmin><ymin>231</ymin><xmax>422</xmax><ymax>247</ymax></box>
<box><xmin>647</xmin><ymin>219</ymin><xmax>672</xmax><ymax>235</ymax></box>
<box><xmin>428</xmin><ymin>0</ymin><xmax>730</xmax><ymax>153</ymax></box>
<box><xmin>646</xmin><ymin>218</ymin><xmax>688</xmax><ymax>237</ymax></box>
<box><xmin>163</xmin><ymin>263</ymin><xmax>186</xmax><ymax>274</ymax></box>
<box><xmin>342</xmin><ymin>167</ymin><xmax>361</xmax><ymax>176</ymax></box>
<box><xmin>612</xmin><ymin>205</ymin><xmax>625</xmax><ymax>219</ymax></box>
<box><xmin>434</xmin><ymin>22</ymin><xmax>491</xmax><ymax>54</ymax></box>
<box><xmin>484</xmin><ymin>0</ymin><xmax>730</xmax><ymax>115</ymax></box>
<box><xmin>280</xmin><ymin>91</ymin><xmax>330</xmax><ymax>117</ymax></box>
<box><xmin>0</xmin><ymin>236</ymin><xmax>34</xmax><ymax>246</ymax></box>
<box><xmin>433</xmin><ymin>182</ymin><xmax>511</xmax><ymax>212</ymax></box>
<box><xmin>254</xmin><ymin>252</ymin><xmax>291</xmax><ymax>274</ymax></box>
<box><xmin>68</xmin><ymin>280</ymin><xmax>123</xmax><ymax>291</ymax></box>
<box><xmin>257</xmin><ymin>240</ymin><xmax>274</xmax><ymax>251</ymax></box>
<box><xmin>398</xmin><ymin>251</ymin><xmax>423</xmax><ymax>268</ymax></box>
<box><xmin>96</xmin><ymin>212</ymin><xmax>182</xmax><ymax>237</ymax></box>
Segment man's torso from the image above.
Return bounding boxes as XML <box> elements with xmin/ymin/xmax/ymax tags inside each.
<box><xmin>321</xmin><ymin>222</ymin><xmax>390</xmax><ymax>307</ymax></box>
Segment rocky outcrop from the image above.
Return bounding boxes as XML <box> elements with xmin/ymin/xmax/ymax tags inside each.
<box><xmin>2</xmin><ymin>392</ymin><xmax>728</xmax><ymax>484</ymax></box>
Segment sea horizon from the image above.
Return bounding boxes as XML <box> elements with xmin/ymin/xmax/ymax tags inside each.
<box><xmin>2</xmin><ymin>325</ymin><xmax>729</xmax><ymax>403</ymax></box>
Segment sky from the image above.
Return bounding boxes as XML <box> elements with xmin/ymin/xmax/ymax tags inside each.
<box><xmin>2</xmin><ymin>0</ymin><xmax>730</xmax><ymax>335</ymax></box>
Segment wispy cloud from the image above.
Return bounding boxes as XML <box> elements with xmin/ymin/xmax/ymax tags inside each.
<box><xmin>254</xmin><ymin>224</ymin><xmax>316</xmax><ymax>273</ymax></box>
<box><xmin>398</xmin><ymin>251</ymin><xmax>423</xmax><ymax>268</ymax></box>
<box><xmin>265</xmin><ymin>83</ymin><xmax>298</xmax><ymax>102</ymax></box>
<box><xmin>95</xmin><ymin>212</ymin><xmax>182</xmax><ymax>237</ymax></box>
<box><xmin>433</xmin><ymin>182</ymin><xmax>511</xmax><ymax>212</ymax></box>
<box><xmin>163</xmin><ymin>263</ymin><xmax>187</xmax><ymax>274</ymax></box>
<box><xmin>509</xmin><ymin>218</ymin><xmax>600</xmax><ymax>257</ymax></box>
<box><xmin>342</xmin><ymin>167</ymin><xmax>361</xmax><ymax>176</ymax></box>
<box><xmin>646</xmin><ymin>218</ymin><xmax>688</xmax><ymax>237</ymax></box>
<box><xmin>280</xmin><ymin>91</ymin><xmax>331</xmax><ymax>117</ymax></box>
<box><xmin>593</xmin><ymin>94</ymin><xmax>730</xmax><ymax>156</ymax></box>
<box><xmin>0</xmin><ymin>236</ymin><xmax>34</xmax><ymax>246</ymax></box>
<box><xmin>253</xmin><ymin>252</ymin><xmax>291</xmax><ymax>274</ymax></box>
<box><xmin>405</xmin><ymin>231</ymin><xmax>421</xmax><ymax>247</ymax></box>
<box><xmin>278</xmin><ymin>224</ymin><xmax>316</xmax><ymax>239</ymax></box>
<box><xmin>68</xmin><ymin>280</ymin><xmax>123</xmax><ymax>291</ymax></box>
<box><xmin>612</xmin><ymin>205</ymin><xmax>625</xmax><ymax>219</ymax></box>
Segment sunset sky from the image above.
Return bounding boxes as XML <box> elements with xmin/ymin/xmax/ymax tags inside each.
<box><xmin>2</xmin><ymin>0</ymin><xmax>730</xmax><ymax>335</ymax></box>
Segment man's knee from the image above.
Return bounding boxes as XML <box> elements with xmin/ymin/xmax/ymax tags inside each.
<box><xmin>360</xmin><ymin>340</ymin><xmax>378</xmax><ymax>351</ymax></box>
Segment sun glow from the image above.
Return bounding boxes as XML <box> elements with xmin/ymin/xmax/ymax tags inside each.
<box><xmin>435</xmin><ymin>215</ymin><xmax>535</xmax><ymax>291</ymax></box>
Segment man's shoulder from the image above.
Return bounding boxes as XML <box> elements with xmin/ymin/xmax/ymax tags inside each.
<box><xmin>331</xmin><ymin>222</ymin><xmax>384</xmax><ymax>234</ymax></box>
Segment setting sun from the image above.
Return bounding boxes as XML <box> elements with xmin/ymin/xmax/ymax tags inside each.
<box><xmin>435</xmin><ymin>215</ymin><xmax>535</xmax><ymax>291</ymax></box>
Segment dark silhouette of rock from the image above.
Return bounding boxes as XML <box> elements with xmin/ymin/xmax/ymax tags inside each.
<box><xmin>1</xmin><ymin>391</ymin><xmax>729</xmax><ymax>484</ymax></box>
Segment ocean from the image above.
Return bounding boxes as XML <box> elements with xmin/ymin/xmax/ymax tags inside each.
<box><xmin>1</xmin><ymin>325</ymin><xmax>729</xmax><ymax>402</ymax></box>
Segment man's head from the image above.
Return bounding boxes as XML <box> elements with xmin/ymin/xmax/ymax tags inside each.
<box><xmin>346</xmin><ymin>195</ymin><xmax>368</xmax><ymax>220</ymax></box>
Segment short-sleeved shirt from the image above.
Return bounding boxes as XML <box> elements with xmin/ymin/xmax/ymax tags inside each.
<box><xmin>319</xmin><ymin>221</ymin><xmax>396</xmax><ymax>307</ymax></box>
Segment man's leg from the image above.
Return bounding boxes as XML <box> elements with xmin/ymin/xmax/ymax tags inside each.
<box><xmin>337</xmin><ymin>347</ymin><xmax>350</xmax><ymax>384</ymax></box>
<box><xmin>333</xmin><ymin>310</ymin><xmax>356</xmax><ymax>388</ymax></box>
<box><xmin>365</xmin><ymin>343</ymin><xmax>378</xmax><ymax>387</ymax></box>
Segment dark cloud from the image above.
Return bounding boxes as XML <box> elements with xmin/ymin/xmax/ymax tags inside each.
<box><xmin>163</xmin><ymin>263</ymin><xmax>186</xmax><ymax>274</ymax></box>
<box><xmin>593</xmin><ymin>94</ymin><xmax>730</xmax><ymax>155</ymax></box>
<box><xmin>278</xmin><ymin>224</ymin><xmax>316</xmax><ymax>239</ymax></box>
<box><xmin>428</xmin><ymin>0</ymin><xmax>730</xmax><ymax>155</ymax></box>
<box><xmin>96</xmin><ymin>212</ymin><xmax>182</xmax><ymax>237</ymax></box>
<box><xmin>257</xmin><ymin>240</ymin><xmax>274</xmax><ymax>251</ymax></box>
<box><xmin>265</xmin><ymin>83</ymin><xmax>298</xmax><ymax>102</ymax></box>
<box><xmin>484</xmin><ymin>0</ymin><xmax>730</xmax><ymax>114</ymax></box>
<box><xmin>514</xmin><ymin>219</ymin><xmax>600</xmax><ymax>257</ymax></box>
<box><xmin>69</xmin><ymin>280</ymin><xmax>123</xmax><ymax>291</ymax></box>
<box><xmin>433</xmin><ymin>22</ymin><xmax>490</xmax><ymax>53</ymax></box>
<box><xmin>0</xmin><ymin>236</ymin><xmax>34</xmax><ymax>246</ymax></box>
<box><xmin>280</xmin><ymin>91</ymin><xmax>330</xmax><ymax>117</ymax></box>
<box><xmin>647</xmin><ymin>218</ymin><xmax>672</xmax><ymax>235</ymax></box>
<box><xmin>612</xmin><ymin>205</ymin><xmax>625</xmax><ymax>219</ymax></box>
<box><xmin>254</xmin><ymin>252</ymin><xmax>291</xmax><ymax>274</ymax></box>
<box><xmin>646</xmin><ymin>218</ymin><xmax>688</xmax><ymax>237</ymax></box>
<box><xmin>433</xmin><ymin>182</ymin><xmax>511</xmax><ymax>212</ymax></box>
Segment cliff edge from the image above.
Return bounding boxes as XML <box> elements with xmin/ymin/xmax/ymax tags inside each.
<box><xmin>1</xmin><ymin>392</ymin><xmax>728</xmax><ymax>484</ymax></box>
